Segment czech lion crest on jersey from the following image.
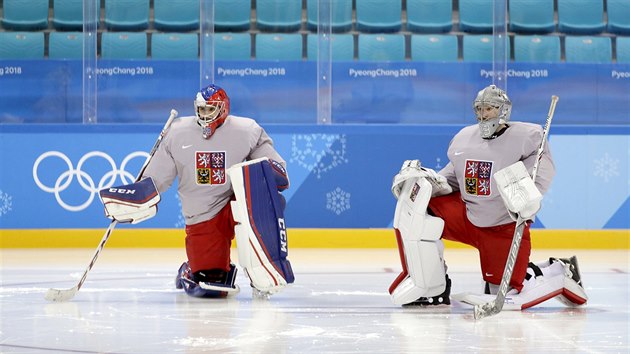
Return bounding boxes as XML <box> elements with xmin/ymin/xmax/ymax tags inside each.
<box><xmin>196</xmin><ymin>151</ymin><xmax>226</xmax><ymax>185</ymax></box>
<box><xmin>464</xmin><ymin>159</ymin><xmax>492</xmax><ymax>196</ymax></box>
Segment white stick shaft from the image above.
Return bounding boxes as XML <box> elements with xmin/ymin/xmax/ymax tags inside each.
<box><xmin>45</xmin><ymin>109</ymin><xmax>178</xmax><ymax>302</ymax></box>
<box><xmin>474</xmin><ymin>96</ymin><xmax>558</xmax><ymax>319</ymax></box>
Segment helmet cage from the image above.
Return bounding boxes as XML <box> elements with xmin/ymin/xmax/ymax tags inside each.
<box><xmin>473</xmin><ymin>85</ymin><xmax>512</xmax><ymax>138</ymax></box>
<box><xmin>194</xmin><ymin>85</ymin><xmax>230</xmax><ymax>139</ymax></box>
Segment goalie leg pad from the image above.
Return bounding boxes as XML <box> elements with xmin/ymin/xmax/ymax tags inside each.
<box><xmin>227</xmin><ymin>158</ymin><xmax>295</xmax><ymax>294</ymax></box>
<box><xmin>389</xmin><ymin>176</ymin><xmax>448</xmax><ymax>305</ymax></box>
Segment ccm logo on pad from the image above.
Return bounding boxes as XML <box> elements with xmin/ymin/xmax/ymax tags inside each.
<box><xmin>107</xmin><ymin>188</ymin><xmax>136</xmax><ymax>194</ymax></box>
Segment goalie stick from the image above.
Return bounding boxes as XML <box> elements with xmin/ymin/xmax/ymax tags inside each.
<box><xmin>44</xmin><ymin>109</ymin><xmax>178</xmax><ymax>302</ymax></box>
<box><xmin>473</xmin><ymin>96</ymin><xmax>559</xmax><ymax>320</ymax></box>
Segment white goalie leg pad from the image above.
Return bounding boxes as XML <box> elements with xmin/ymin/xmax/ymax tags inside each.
<box><xmin>389</xmin><ymin>176</ymin><xmax>447</xmax><ymax>305</ymax></box>
<box><xmin>227</xmin><ymin>158</ymin><xmax>294</xmax><ymax>294</ymax></box>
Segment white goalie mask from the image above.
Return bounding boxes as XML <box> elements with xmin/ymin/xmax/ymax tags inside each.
<box><xmin>473</xmin><ymin>85</ymin><xmax>512</xmax><ymax>139</ymax></box>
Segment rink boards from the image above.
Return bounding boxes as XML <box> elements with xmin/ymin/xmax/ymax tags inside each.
<box><xmin>0</xmin><ymin>124</ymin><xmax>628</xmax><ymax>248</ymax></box>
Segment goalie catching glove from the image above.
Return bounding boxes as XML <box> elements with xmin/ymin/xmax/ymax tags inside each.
<box><xmin>99</xmin><ymin>177</ymin><xmax>160</xmax><ymax>224</ymax></box>
<box><xmin>392</xmin><ymin>160</ymin><xmax>452</xmax><ymax>199</ymax></box>
<box><xmin>493</xmin><ymin>161</ymin><xmax>542</xmax><ymax>222</ymax></box>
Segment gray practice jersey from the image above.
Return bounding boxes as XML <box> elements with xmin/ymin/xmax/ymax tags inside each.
<box><xmin>143</xmin><ymin>115</ymin><xmax>285</xmax><ymax>225</ymax></box>
<box><xmin>439</xmin><ymin>122</ymin><xmax>555</xmax><ymax>227</ymax></box>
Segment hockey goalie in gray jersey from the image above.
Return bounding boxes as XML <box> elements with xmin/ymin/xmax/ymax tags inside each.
<box><xmin>389</xmin><ymin>85</ymin><xmax>588</xmax><ymax>310</ymax></box>
<box><xmin>99</xmin><ymin>84</ymin><xmax>294</xmax><ymax>299</ymax></box>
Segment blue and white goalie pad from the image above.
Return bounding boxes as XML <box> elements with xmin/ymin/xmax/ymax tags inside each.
<box><xmin>227</xmin><ymin>158</ymin><xmax>295</xmax><ymax>294</ymax></box>
<box><xmin>99</xmin><ymin>177</ymin><xmax>160</xmax><ymax>224</ymax></box>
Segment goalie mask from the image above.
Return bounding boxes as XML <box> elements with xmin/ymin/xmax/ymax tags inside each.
<box><xmin>473</xmin><ymin>85</ymin><xmax>512</xmax><ymax>139</ymax></box>
<box><xmin>194</xmin><ymin>84</ymin><xmax>230</xmax><ymax>139</ymax></box>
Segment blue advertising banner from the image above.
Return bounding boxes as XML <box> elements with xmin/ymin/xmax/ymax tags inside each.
<box><xmin>0</xmin><ymin>124</ymin><xmax>628</xmax><ymax>230</ymax></box>
<box><xmin>0</xmin><ymin>60</ymin><xmax>628</xmax><ymax>124</ymax></box>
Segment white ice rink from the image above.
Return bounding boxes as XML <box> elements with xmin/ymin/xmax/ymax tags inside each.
<box><xmin>1</xmin><ymin>248</ymin><xmax>628</xmax><ymax>353</ymax></box>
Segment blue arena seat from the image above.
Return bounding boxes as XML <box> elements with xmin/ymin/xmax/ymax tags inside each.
<box><xmin>214</xmin><ymin>33</ymin><xmax>252</xmax><ymax>60</ymax></box>
<box><xmin>462</xmin><ymin>34</ymin><xmax>511</xmax><ymax>62</ymax></box>
<box><xmin>459</xmin><ymin>0</ymin><xmax>493</xmax><ymax>33</ymax></box>
<box><xmin>410</xmin><ymin>34</ymin><xmax>458</xmax><ymax>62</ymax></box>
<box><xmin>406</xmin><ymin>0</ymin><xmax>453</xmax><ymax>33</ymax></box>
<box><xmin>255</xmin><ymin>33</ymin><xmax>303</xmax><ymax>60</ymax></box>
<box><xmin>52</xmin><ymin>0</ymin><xmax>86</xmax><ymax>31</ymax></box>
<box><xmin>151</xmin><ymin>33</ymin><xmax>198</xmax><ymax>60</ymax></box>
<box><xmin>358</xmin><ymin>34</ymin><xmax>405</xmax><ymax>61</ymax></box>
<box><xmin>564</xmin><ymin>36</ymin><xmax>611</xmax><ymax>63</ymax></box>
<box><xmin>215</xmin><ymin>0</ymin><xmax>251</xmax><ymax>32</ymax></box>
<box><xmin>306</xmin><ymin>0</ymin><xmax>353</xmax><ymax>33</ymax></box>
<box><xmin>557</xmin><ymin>0</ymin><xmax>605</xmax><ymax>34</ymax></box>
<box><xmin>508</xmin><ymin>0</ymin><xmax>555</xmax><ymax>34</ymax></box>
<box><xmin>617</xmin><ymin>37</ymin><xmax>630</xmax><ymax>63</ymax></box>
<box><xmin>104</xmin><ymin>0</ymin><xmax>150</xmax><ymax>31</ymax></box>
<box><xmin>607</xmin><ymin>0</ymin><xmax>630</xmax><ymax>35</ymax></box>
<box><xmin>513</xmin><ymin>35</ymin><xmax>561</xmax><ymax>62</ymax></box>
<box><xmin>307</xmin><ymin>34</ymin><xmax>354</xmax><ymax>61</ymax></box>
<box><xmin>101</xmin><ymin>32</ymin><xmax>148</xmax><ymax>59</ymax></box>
<box><xmin>153</xmin><ymin>0</ymin><xmax>199</xmax><ymax>32</ymax></box>
<box><xmin>356</xmin><ymin>0</ymin><xmax>403</xmax><ymax>33</ymax></box>
<box><xmin>49</xmin><ymin>32</ymin><xmax>84</xmax><ymax>59</ymax></box>
<box><xmin>1</xmin><ymin>0</ymin><xmax>49</xmax><ymax>31</ymax></box>
<box><xmin>255</xmin><ymin>0</ymin><xmax>303</xmax><ymax>33</ymax></box>
<box><xmin>0</xmin><ymin>32</ymin><xmax>44</xmax><ymax>59</ymax></box>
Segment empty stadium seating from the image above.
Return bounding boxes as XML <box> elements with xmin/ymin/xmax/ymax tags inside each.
<box><xmin>463</xmin><ymin>34</ymin><xmax>511</xmax><ymax>62</ymax></box>
<box><xmin>358</xmin><ymin>34</ymin><xmax>405</xmax><ymax>61</ymax></box>
<box><xmin>410</xmin><ymin>34</ymin><xmax>458</xmax><ymax>62</ymax></box>
<box><xmin>2</xmin><ymin>0</ymin><xmax>49</xmax><ymax>31</ymax></box>
<box><xmin>617</xmin><ymin>37</ymin><xmax>630</xmax><ymax>63</ymax></box>
<box><xmin>214</xmin><ymin>32</ymin><xmax>252</xmax><ymax>60</ymax></box>
<box><xmin>255</xmin><ymin>33</ymin><xmax>303</xmax><ymax>60</ymax></box>
<box><xmin>564</xmin><ymin>36</ymin><xmax>611</xmax><ymax>63</ymax></box>
<box><xmin>153</xmin><ymin>0</ymin><xmax>199</xmax><ymax>32</ymax></box>
<box><xmin>307</xmin><ymin>34</ymin><xmax>354</xmax><ymax>61</ymax></box>
<box><xmin>406</xmin><ymin>0</ymin><xmax>453</xmax><ymax>33</ymax></box>
<box><xmin>356</xmin><ymin>0</ymin><xmax>403</xmax><ymax>33</ymax></box>
<box><xmin>52</xmin><ymin>0</ymin><xmax>85</xmax><ymax>31</ymax></box>
<box><xmin>508</xmin><ymin>0</ymin><xmax>556</xmax><ymax>34</ymax></box>
<box><xmin>49</xmin><ymin>31</ymin><xmax>84</xmax><ymax>59</ymax></box>
<box><xmin>557</xmin><ymin>0</ymin><xmax>606</xmax><ymax>34</ymax></box>
<box><xmin>101</xmin><ymin>32</ymin><xmax>147</xmax><ymax>59</ymax></box>
<box><xmin>514</xmin><ymin>35</ymin><xmax>561</xmax><ymax>62</ymax></box>
<box><xmin>459</xmin><ymin>0</ymin><xmax>493</xmax><ymax>33</ymax></box>
<box><xmin>306</xmin><ymin>0</ymin><xmax>353</xmax><ymax>33</ymax></box>
<box><xmin>104</xmin><ymin>0</ymin><xmax>150</xmax><ymax>31</ymax></box>
<box><xmin>214</xmin><ymin>0</ymin><xmax>251</xmax><ymax>32</ymax></box>
<box><xmin>151</xmin><ymin>33</ymin><xmax>198</xmax><ymax>60</ymax></box>
<box><xmin>256</xmin><ymin>0</ymin><xmax>303</xmax><ymax>33</ymax></box>
<box><xmin>0</xmin><ymin>32</ymin><xmax>45</xmax><ymax>59</ymax></box>
<box><xmin>607</xmin><ymin>0</ymin><xmax>630</xmax><ymax>35</ymax></box>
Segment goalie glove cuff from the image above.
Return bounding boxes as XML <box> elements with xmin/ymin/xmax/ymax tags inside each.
<box><xmin>99</xmin><ymin>177</ymin><xmax>161</xmax><ymax>224</ymax></box>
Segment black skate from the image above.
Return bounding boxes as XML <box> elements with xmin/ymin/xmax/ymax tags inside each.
<box><xmin>403</xmin><ymin>275</ymin><xmax>451</xmax><ymax>306</ymax></box>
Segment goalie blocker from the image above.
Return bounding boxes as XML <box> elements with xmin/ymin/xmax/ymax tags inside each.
<box><xmin>227</xmin><ymin>158</ymin><xmax>295</xmax><ymax>295</ymax></box>
<box><xmin>99</xmin><ymin>177</ymin><xmax>160</xmax><ymax>224</ymax></box>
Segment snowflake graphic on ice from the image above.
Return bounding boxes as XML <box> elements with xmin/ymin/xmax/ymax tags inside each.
<box><xmin>290</xmin><ymin>134</ymin><xmax>348</xmax><ymax>179</ymax></box>
<box><xmin>593</xmin><ymin>153</ymin><xmax>619</xmax><ymax>183</ymax></box>
<box><xmin>326</xmin><ymin>187</ymin><xmax>351</xmax><ymax>215</ymax></box>
<box><xmin>0</xmin><ymin>190</ymin><xmax>13</xmax><ymax>216</ymax></box>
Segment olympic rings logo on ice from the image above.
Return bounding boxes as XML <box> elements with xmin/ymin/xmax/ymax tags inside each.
<box><xmin>32</xmin><ymin>151</ymin><xmax>150</xmax><ymax>212</ymax></box>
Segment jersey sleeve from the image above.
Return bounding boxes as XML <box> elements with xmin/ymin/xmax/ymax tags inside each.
<box><xmin>439</xmin><ymin>161</ymin><xmax>459</xmax><ymax>192</ymax></box>
<box><xmin>142</xmin><ymin>134</ymin><xmax>178</xmax><ymax>194</ymax></box>
<box><xmin>248</xmin><ymin>124</ymin><xmax>286</xmax><ymax>168</ymax></box>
